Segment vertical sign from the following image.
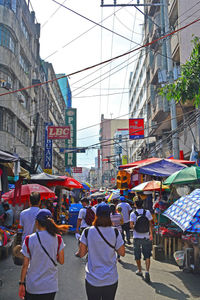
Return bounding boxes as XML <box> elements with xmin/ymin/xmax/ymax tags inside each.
<box><xmin>65</xmin><ymin>108</ymin><xmax>77</xmax><ymax>167</ymax></box>
<box><xmin>129</xmin><ymin>118</ymin><xmax>144</xmax><ymax>139</ymax></box>
<box><xmin>44</xmin><ymin>122</ymin><xmax>53</xmax><ymax>173</ymax></box>
<box><xmin>98</xmin><ymin>149</ymin><xmax>100</xmax><ymax>169</ymax></box>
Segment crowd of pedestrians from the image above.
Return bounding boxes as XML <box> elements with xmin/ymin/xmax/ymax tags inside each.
<box><xmin>11</xmin><ymin>190</ymin><xmax>153</xmax><ymax>300</ymax></box>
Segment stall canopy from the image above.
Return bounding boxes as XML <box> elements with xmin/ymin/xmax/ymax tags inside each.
<box><xmin>0</xmin><ymin>150</ymin><xmax>19</xmax><ymax>163</ymax></box>
<box><xmin>30</xmin><ymin>173</ymin><xmax>65</xmax><ymax>182</ymax></box>
<box><xmin>47</xmin><ymin>176</ymin><xmax>83</xmax><ymax>189</ymax></box>
<box><xmin>163</xmin><ymin>166</ymin><xmax>200</xmax><ymax>185</ymax></box>
<box><xmin>124</xmin><ymin>158</ymin><xmax>189</xmax><ymax>177</ymax></box>
<box><xmin>120</xmin><ymin>157</ymin><xmax>195</xmax><ymax>170</ymax></box>
<box><xmin>132</xmin><ymin>181</ymin><xmax>170</xmax><ymax>192</ymax></box>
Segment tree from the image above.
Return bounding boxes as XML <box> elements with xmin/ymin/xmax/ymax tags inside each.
<box><xmin>160</xmin><ymin>37</ymin><xmax>200</xmax><ymax>107</ymax></box>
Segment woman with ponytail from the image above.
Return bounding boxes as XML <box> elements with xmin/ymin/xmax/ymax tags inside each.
<box><xmin>19</xmin><ymin>209</ymin><xmax>70</xmax><ymax>300</ymax></box>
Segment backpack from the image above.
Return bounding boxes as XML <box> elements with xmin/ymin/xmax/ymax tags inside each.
<box><xmin>84</xmin><ymin>207</ymin><xmax>95</xmax><ymax>226</ymax></box>
<box><xmin>134</xmin><ymin>210</ymin><xmax>149</xmax><ymax>233</ymax></box>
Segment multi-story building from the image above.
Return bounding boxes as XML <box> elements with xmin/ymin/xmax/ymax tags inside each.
<box><xmin>0</xmin><ymin>1</ymin><xmax>66</xmax><ymax>174</ymax></box>
<box><xmin>143</xmin><ymin>0</ymin><xmax>200</xmax><ymax>159</ymax></box>
<box><xmin>99</xmin><ymin>114</ymin><xmax>128</xmax><ymax>187</ymax></box>
<box><xmin>114</xmin><ymin>128</ymin><xmax>129</xmax><ymax>168</ymax></box>
<box><xmin>129</xmin><ymin>47</ymin><xmax>148</xmax><ymax>162</ymax></box>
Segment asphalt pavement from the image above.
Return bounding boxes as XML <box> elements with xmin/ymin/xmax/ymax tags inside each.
<box><xmin>0</xmin><ymin>233</ymin><xmax>200</xmax><ymax>300</ymax></box>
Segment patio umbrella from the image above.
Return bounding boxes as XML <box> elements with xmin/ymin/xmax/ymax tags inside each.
<box><xmin>2</xmin><ymin>184</ymin><xmax>55</xmax><ymax>204</ymax></box>
<box><xmin>81</xmin><ymin>183</ymin><xmax>90</xmax><ymax>191</ymax></box>
<box><xmin>163</xmin><ymin>189</ymin><xmax>200</xmax><ymax>232</ymax></box>
<box><xmin>30</xmin><ymin>173</ymin><xmax>65</xmax><ymax>182</ymax></box>
<box><xmin>88</xmin><ymin>191</ymin><xmax>106</xmax><ymax>199</ymax></box>
<box><xmin>163</xmin><ymin>166</ymin><xmax>200</xmax><ymax>185</ymax></box>
<box><xmin>107</xmin><ymin>192</ymin><xmax>120</xmax><ymax>202</ymax></box>
<box><xmin>47</xmin><ymin>176</ymin><xmax>83</xmax><ymax>189</ymax></box>
<box><xmin>132</xmin><ymin>181</ymin><xmax>170</xmax><ymax>192</ymax></box>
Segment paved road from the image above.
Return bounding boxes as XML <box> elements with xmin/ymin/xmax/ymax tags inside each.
<box><xmin>0</xmin><ymin>233</ymin><xmax>200</xmax><ymax>299</ymax></box>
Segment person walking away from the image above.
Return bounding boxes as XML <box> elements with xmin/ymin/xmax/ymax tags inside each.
<box><xmin>79</xmin><ymin>203</ymin><xmax>125</xmax><ymax>300</ymax></box>
<box><xmin>117</xmin><ymin>196</ymin><xmax>132</xmax><ymax>244</ymax></box>
<box><xmin>19</xmin><ymin>192</ymin><xmax>41</xmax><ymax>243</ymax></box>
<box><xmin>130</xmin><ymin>199</ymin><xmax>153</xmax><ymax>283</ymax></box>
<box><xmin>75</xmin><ymin>198</ymin><xmax>96</xmax><ymax>257</ymax></box>
<box><xmin>2</xmin><ymin>203</ymin><xmax>14</xmax><ymax>228</ymax></box>
<box><xmin>19</xmin><ymin>209</ymin><xmax>70</xmax><ymax>300</ymax></box>
<box><xmin>110</xmin><ymin>204</ymin><xmax>124</xmax><ymax>262</ymax></box>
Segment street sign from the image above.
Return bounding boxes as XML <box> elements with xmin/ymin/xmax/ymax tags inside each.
<box><xmin>44</xmin><ymin>122</ymin><xmax>53</xmax><ymax>170</ymax></box>
<box><xmin>60</xmin><ymin>147</ymin><xmax>86</xmax><ymax>153</ymax></box>
<box><xmin>129</xmin><ymin>118</ymin><xmax>144</xmax><ymax>139</ymax></box>
<box><xmin>65</xmin><ymin>108</ymin><xmax>77</xmax><ymax>167</ymax></box>
<box><xmin>72</xmin><ymin>167</ymin><xmax>82</xmax><ymax>173</ymax></box>
<box><xmin>48</xmin><ymin>126</ymin><xmax>70</xmax><ymax>140</ymax></box>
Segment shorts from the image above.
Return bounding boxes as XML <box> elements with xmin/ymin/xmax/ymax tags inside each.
<box><xmin>133</xmin><ymin>238</ymin><xmax>152</xmax><ymax>260</ymax></box>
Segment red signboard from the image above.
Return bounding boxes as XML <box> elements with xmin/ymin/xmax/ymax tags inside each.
<box><xmin>72</xmin><ymin>167</ymin><xmax>82</xmax><ymax>173</ymax></box>
<box><xmin>129</xmin><ymin>119</ymin><xmax>144</xmax><ymax>139</ymax></box>
<box><xmin>47</xmin><ymin>126</ymin><xmax>70</xmax><ymax>140</ymax></box>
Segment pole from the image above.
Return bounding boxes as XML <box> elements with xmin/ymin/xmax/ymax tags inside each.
<box><xmin>163</xmin><ymin>0</ymin><xmax>179</xmax><ymax>159</ymax></box>
<box><xmin>31</xmin><ymin>112</ymin><xmax>39</xmax><ymax>173</ymax></box>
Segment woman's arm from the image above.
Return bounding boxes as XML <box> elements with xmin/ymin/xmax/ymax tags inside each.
<box><xmin>57</xmin><ymin>249</ymin><xmax>64</xmax><ymax>265</ymax></box>
<box><xmin>19</xmin><ymin>256</ymin><xmax>29</xmax><ymax>300</ymax></box>
<box><xmin>79</xmin><ymin>242</ymin><xmax>88</xmax><ymax>258</ymax></box>
<box><xmin>117</xmin><ymin>244</ymin><xmax>125</xmax><ymax>257</ymax></box>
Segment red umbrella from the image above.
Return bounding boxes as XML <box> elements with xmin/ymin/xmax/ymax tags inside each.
<box><xmin>2</xmin><ymin>184</ymin><xmax>55</xmax><ymax>204</ymax></box>
<box><xmin>47</xmin><ymin>176</ymin><xmax>83</xmax><ymax>189</ymax></box>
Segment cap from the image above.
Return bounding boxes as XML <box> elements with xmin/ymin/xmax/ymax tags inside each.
<box><xmin>120</xmin><ymin>196</ymin><xmax>125</xmax><ymax>202</ymax></box>
<box><xmin>36</xmin><ymin>209</ymin><xmax>52</xmax><ymax>222</ymax></box>
<box><xmin>96</xmin><ymin>203</ymin><xmax>110</xmax><ymax>217</ymax></box>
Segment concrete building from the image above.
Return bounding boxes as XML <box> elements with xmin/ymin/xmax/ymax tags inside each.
<box><xmin>114</xmin><ymin>128</ymin><xmax>129</xmax><ymax>168</ymax></box>
<box><xmin>99</xmin><ymin>114</ymin><xmax>128</xmax><ymax>187</ymax></box>
<box><xmin>0</xmin><ymin>1</ymin><xmax>67</xmax><ymax>173</ymax></box>
<box><xmin>129</xmin><ymin>47</ymin><xmax>147</xmax><ymax>162</ymax></box>
<box><xmin>143</xmin><ymin>0</ymin><xmax>200</xmax><ymax>159</ymax></box>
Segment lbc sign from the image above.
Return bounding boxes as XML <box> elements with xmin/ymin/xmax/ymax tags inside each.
<box><xmin>48</xmin><ymin>126</ymin><xmax>71</xmax><ymax>140</ymax></box>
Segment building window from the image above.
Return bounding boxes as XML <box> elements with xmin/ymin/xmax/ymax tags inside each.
<box><xmin>21</xmin><ymin>18</ymin><xmax>30</xmax><ymax>42</ymax></box>
<box><xmin>0</xmin><ymin>24</ymin><xmax>16</xmax><ymax>53</ymax></box>
<box><xmin>16</xmin><ymin>120</ymin><xmax>29</xmax><ymax>146</ymax></box>
<box><xmin>0</xmin><ymin>107</ymin><xmax>15</xmax><ymax>134</ymax></box>
<box><xmin>19</xmin><ymin>52</ymin><xmax>30</xmax><ymax>75</ymax></box>
<box><xmin>0</xmin><ymin>0</ymin><xmax>16</xmax><ymax>12</ymax></box>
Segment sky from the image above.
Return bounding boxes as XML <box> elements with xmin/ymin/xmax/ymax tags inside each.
<box><xmin>30</xmin><ymin>0</ymin><xmax>144</xmax><ymax>168</ymax></box>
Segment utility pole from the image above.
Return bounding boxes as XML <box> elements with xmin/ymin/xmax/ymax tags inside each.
<box><xmin>31</xmin><ymin>112</ymin><xmax>39</xmax><ymax>173</ymax></box>
<box><xmin>101</xmin><ymin>0</ymin><xmax>180</xmax><ymax>159</ymax></box>
<box><xmin>163</xmin><ymin>0</ymin><xmax>179</xmax><ymax>159</ymax></box>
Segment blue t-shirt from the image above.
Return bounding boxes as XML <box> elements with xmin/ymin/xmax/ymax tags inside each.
<box><xmin>80</xmin><ymin>226</ymin><xmax>124</xmax><ymax>287</ymax></box>
<box><xmin>21</xmin><ymin>230</ymin><xmax>65</xmax><ymax>294</ymax></box>
<box><xmin>20</xmin><ymin>207</ymin><xmax>40</xmax><ymax>243</ymax></box>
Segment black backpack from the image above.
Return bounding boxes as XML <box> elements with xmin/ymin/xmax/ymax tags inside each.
<box><xmin>134</xmin><ymin>210</ymin><xmax>149</xmax><ymax>233</ymax></box>
<box><xmin>84</xmin><ymin>207</ymin><xmax>95</xmax><ymax>226</ymax></box>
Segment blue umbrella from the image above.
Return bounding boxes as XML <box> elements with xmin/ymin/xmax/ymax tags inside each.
<box><xmin>163</xmin><ymin>189</ymin><xmax>200</xmax><ymax>232</ymax></box>
<box><xmin>81</xmin><ymin>183</ymin><xmax>90</xmax><ymax>191</ymax></box>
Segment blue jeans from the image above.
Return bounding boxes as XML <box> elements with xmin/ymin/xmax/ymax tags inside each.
<box><xmin>121</xmin><ymin>222</ymin><xmax>130</xmax><ymax>242</ymax></box>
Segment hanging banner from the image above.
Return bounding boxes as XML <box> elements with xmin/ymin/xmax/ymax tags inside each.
<box><xmin>44</xmin><ymin>122</ymin><xmax>53</xmax><ymax>171</ymax></box>
<box><xmin>72</xmin><ymin>167</ymin><xmax>82</xmax><ymax>173</ymax></box>
<box><xmin>65</xmin><ymin>108</ymin><xmax>77</xmax><ymax>167</ymax></box>
<box><xmin>47</xmin><ymin>126</ymin><xmax>70</xmax><ymax>140</ymax></box>
<box><xmin>129</xmin><ymin>118</ymin><xmax>144</xmax><ymax>139</ymax></box>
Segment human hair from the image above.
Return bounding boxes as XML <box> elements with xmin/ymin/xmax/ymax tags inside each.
<box><xmin>37</xmin><ymin>217</ymin><xmax>68</xmax><ymax>236</ymax></box>
<box><xmin>93</xmin><ymin>215</ymin><xmax>112</xmax><ymax>227</ymax></box>
<box><xmin>30</xmin><ymin>192</ymin><xmax>40</xmax><ymax>206</ymax></box>
<box><xmin>135</xmin><ymin>200</ymin><xmax>143</xmax><ymax>208</ymax></box>
<box><xmin>97</xmin><ymin>198</ymin><xmax>102</xmax><ymax>204</ymax></box>
<box><xmin>81</xmin><ymin>197</ymin><xmax>89</xmax><ymax>204</ymax></box>
<box><xmin>3</xmin><ymin>203</ymin><xmax>9</xmax><ymax>210</ymax></box>
<box><xmin>110</xmin><ymin>204</ymin><xmax>116</xmax><ymax>215</ymax></box>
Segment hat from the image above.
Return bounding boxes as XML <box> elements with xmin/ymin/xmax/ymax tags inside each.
<box><xmin>120</xmin><ymin>196</ymin><xmax>125</xmax><ymax>202</ymax></box>
<box><xmin>96</xmin><ymin>203</ymin><xmax>110</xmax><ymax>217</ymax></box>
<box><xmin>36</xmin><ymin>209</ymin><xmax>52</xmax><ymax>222</ymax></box>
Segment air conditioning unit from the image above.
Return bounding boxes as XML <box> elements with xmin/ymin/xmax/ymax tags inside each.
<box><xmin>17</xmin><ymin>93</ymin><xmax>25</xmax><ymax>103</ymax></box>
<box><xmin>1</xmin><ymin>81</ymin><xmax>12</xmax><ymax>90</ymax></box>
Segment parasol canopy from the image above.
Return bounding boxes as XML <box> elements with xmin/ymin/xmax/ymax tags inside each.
<box><xmin>88</xmin><ymin>191</ymin><xmax>107</xmax><ymax>199</ymax></box>
<box><xmin>163</xmin><ymin>189</ymin><xmax>200</xmax><ymax>232</ymax></box>
<box><xmin>163</xmin><ymin>166</ymin><xmax>200</xmax><ymax>185</ymax></box>
<box><xmin>47</xmin><ymin>176</ymin><xmax>83</xmax><ymax>189</ymax></box>
<box><xmin>0</xmin><ymin>150</ymin><xmax>19</xmax><ymax>163</ymax></box>
<box><xmin>107</xmin><ymin>192</ymin><xmax>120</xmax><ymax>202</ymax></box>
<box><xmin>132</xmin><ymin>181</ymin><xmax>170</xmax><ymax>192</ymax></box>
<box><xmin>30</xmin><ymin>173</ymin><xmax>65</xmax><ymax>182</ymax></box>
<box><xmin>2</xmin><ymin>184</ymin><xmax>55</xmax><ymax>204</ymax></box>
<box><xmin>81</xmin><ymin>183</ymin><xmax>90</xmax><ymax>191</ymax></box>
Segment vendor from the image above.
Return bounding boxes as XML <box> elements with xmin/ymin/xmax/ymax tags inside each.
<box><xmin>2</xmin><ymin>203</ymin><xmax>14</xmax><ymax>228</ymax></box>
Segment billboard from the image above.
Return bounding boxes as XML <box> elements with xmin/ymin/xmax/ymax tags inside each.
<box><xmin>44</xmin><ymin>122</ymin><xmax>53</xmax><ymax>171</ymax></box>
<box><xmin>72</xmin><ymin>167</ymin><xmax>82</xmax><ymax>173</ymax></box>
<box><xmin>129</xmin><ymin>118</ymin><xmax>144</xmax><ymax>139</ymax></box>
<box><xmin>65</xmin><ymin>108</ymin><xmax>77</xmax><ymax>167</ymax></box>
<box><xmin>47</xmin><ymin>126</ymin><xmax>70</xmax><ymax>140</ymax></box>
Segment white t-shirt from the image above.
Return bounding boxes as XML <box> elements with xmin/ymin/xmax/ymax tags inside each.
<box><xmin>21</xmin><ymin>230</ymin><xmax>65</xmax><ymax>294</ymax></box>
<box><xmin>117</xmin><ymin>202</ymin><xmax>132</xmax><ymax>223</ymax></box>
<box><xmin>110</xmin><ymin>213</ymin><xmax>123</xmax><ymax>232</ymax></box>
<box><xmin>78</xmin><ymin>206</ymin><xmax>96</xmax><ymax>228</ymax></box>
<box><xmin>80</xmin><ymin>226</ymin><xmax>124</xmax><ymax>287</ymax></box>
<box><xmin>20</xmin><ymin>207</ymin><xmax>40</xmax><ymax>243</ymax></box>
<box><xmin>130</xmin><ymin>209</ymin><xmax>153</xmax><ymax>239</ymax></box>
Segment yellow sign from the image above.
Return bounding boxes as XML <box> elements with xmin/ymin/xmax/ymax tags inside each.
<box><xmin>43</xmin><ymin>169</ymin><xmax>53</xmax><ymax>174</ymax></box>
<box><xmin>122</xmin><ymin>155</ymin><xmax>128</xmax><ymax>165</ymax></box>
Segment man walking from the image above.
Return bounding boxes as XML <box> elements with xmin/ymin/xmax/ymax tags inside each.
<box><xmin>19</xmin><ymin>192</ymin><xmax>41</xmax><ymax>243</ymax></box>
<box><xmin>117</xmin><ymin>196</ymin><xmax>132</xmax><ymax>244</ymax></box>
<box><xmin>130</xmin><ymin>199</ymin><xmax>153</xmax><ymax>282</ymax></box>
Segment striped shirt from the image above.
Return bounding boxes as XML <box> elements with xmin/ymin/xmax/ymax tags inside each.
<box><xmin>110</xmin><ymin>213</ymin><xmax>123</xmax><ymax>232</ymax></box>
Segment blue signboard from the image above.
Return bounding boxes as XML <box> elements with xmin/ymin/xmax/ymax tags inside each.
<box><xmin>44</xmin><ymin>122</ymin><xmax>53</xmax><ymax>169</ymax></box>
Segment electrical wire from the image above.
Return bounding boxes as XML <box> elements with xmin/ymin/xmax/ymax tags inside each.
<box><xmin>73</xmin><ymin>91</ymin><xmax>129</xmax><ymax>98</ymax></box>
<box><xmin>41</xmin><ymin>0</ymin><xmax>67</xmax><ymax>28</ymax></box>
